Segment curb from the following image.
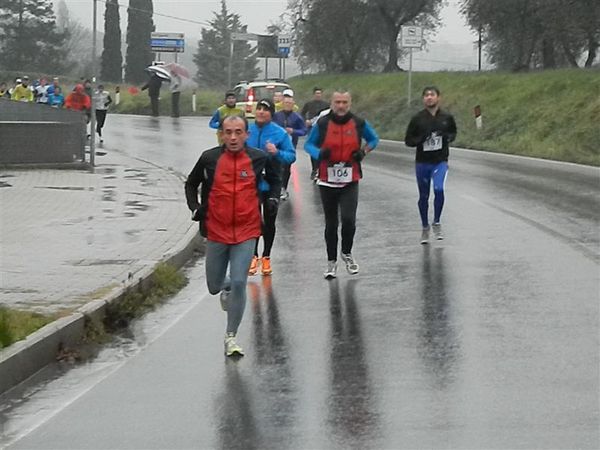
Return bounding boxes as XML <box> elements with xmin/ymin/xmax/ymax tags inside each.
<box><xmin>0</xmin><ymin>224</ymin><xmax>204</xmax><ymax>395</ymax></box>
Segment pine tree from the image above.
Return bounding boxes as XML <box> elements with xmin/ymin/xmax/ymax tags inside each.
<box><xmin>101</xmin><ymin>0</ymin><xmax>123</xmax><ymax>82</ymax></box>
<box><xmin>125</xmin><ymin>0</ymin><xmax>154</xmax><ymax>83</ymax></box>
<box><xmin>0</xmin><ymin>0</ymin><xmax>68</xmax><ymax>72</ymax></box>
<box><xmin>193</xmin><ymin>0</ymin><xmax>259</xmax><ymax>89</ymax></box>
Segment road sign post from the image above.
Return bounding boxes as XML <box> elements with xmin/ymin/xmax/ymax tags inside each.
<box><xmin>400</xmin><ymin>26</ymin><xmax>423</xmax><ymax>107</ymax></box>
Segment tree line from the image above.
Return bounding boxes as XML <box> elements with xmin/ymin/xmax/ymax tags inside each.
<box><xmin>0</xmin><ymin>0</ymin><xmax>597</xmax><ymax>89</ymax></box>
<box><xmin>0</xmin><ymin>0</ymin><xmax>154</xmax><ymax>84</ymax></box>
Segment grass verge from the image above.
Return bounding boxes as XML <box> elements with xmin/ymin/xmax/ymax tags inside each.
<box><xmin>102</xmin><ymin>262</ymin><xmax>188</xmax><ymax>333</ymax></box>
<box><xmin>0</xmin><ymin>263</ymin><xmax>188</xmax><ymax>350</ymax></box>
<box><xmin>289</xmin><ymin>69</ymin><xmax>600</xmax><ymax>166</ymax></box>
<box><xmin>0</xmin><ymin>308</ymin><xmax>56</xmax><ymax>350</ymax></box>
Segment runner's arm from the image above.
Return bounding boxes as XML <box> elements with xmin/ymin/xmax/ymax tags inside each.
<box><xmin>208</xmin><ymin>110</ymin><xmax>221</xmax><ymax>129</ymax></box>
<box><xmin>446</xmin><ymin>115</ymin><xmax>457</xmax><ymax>143</ymax></box>
<box><xmin>276</xmin><ymin>132</ymin><xmax>296</xmax><ymax>165</ymax></box>
<box><xmin>264</xmin><ymin>155</ymin><xmax>282</xmax><ymax>199</ymax></box>
<box><xmin>304</xmin><ymin>125</ymin><xmax>321</xmax><ymax>160</ymax></box>
<box><xmin>405</xmin><ymin>117</ymin><xmax>423</xmax><ymax>147</ymax></box>
<box><xmin>362</xmin><ymin>121</ymin><xmax>379</xmax><ymax>152</ymax></box>
<box><xmin>184</xmin><ymin>156</ymin><xmax>206</xmax><ymax>212</ymax></box>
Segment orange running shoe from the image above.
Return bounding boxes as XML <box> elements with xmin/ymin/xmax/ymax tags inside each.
<box><xmin>261</xmin><ymin>256</ymin><xmax>272</xmax><ymax>275</ymax></box>
<box><xmin>248</xmin><ymin>255</ymin><xmax>259</xmax><ymax>275</ymax></box>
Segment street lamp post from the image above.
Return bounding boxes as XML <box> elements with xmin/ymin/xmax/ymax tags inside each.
<box><xmin>90</xmin><ymin>0</ymin><xmax>97</xmax><ymax>167</ymax></box>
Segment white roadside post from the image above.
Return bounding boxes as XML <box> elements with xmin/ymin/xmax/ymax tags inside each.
<box><xmin>400</xmin><ymin>25</ymin><xmax>423</xmax><ymax>107</ymax></box>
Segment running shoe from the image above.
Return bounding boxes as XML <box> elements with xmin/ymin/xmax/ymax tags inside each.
<box><xmin>420</xmin><ymin>227</ymin><xmax>430</xmax><ymax>245</ymax></box>
<box><xmin>432</xmin><ymin>223</ymin><xmax>443</xmax><ymax>240</ymax></box>
<box><xmin>341</xmin><ymin>253</ymin><xmax>359</xmax><ymax>275</ymax></box>
<box><xmin>310</xmin><ymin>169</ymin><xmax>318</xmax><ymax>181</ymax></box>
<box><xmin>219</xmin><ymin>288</ymin><xmax>230</xmax><ymax>311</ymax></box>
<box><xmin>248</xmin><ymin>256</ymin><xmax>259</xmax><ymax>275</ymax></box>
<box><xmin>224</xmin><ymin>333</ymin><xmax>244</xmax><ymax>357</ymax></box>
<box><xmin>324</xmin><ymin>261</ymin><xmax>337</xmax><ymax>279</ymax></box>
<box><xmin>261</xmin><ymin>256</ymin><xmax>272</xmax><ymax>275</ymax></box>
<box><xmin>280</xmin><ymin>188</ymin><xmax>289</xmax><ymax>201</ymax></box>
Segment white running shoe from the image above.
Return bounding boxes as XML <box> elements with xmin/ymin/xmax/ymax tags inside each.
<box><xmin>420</xmin><ymin>227</ymin><xmax>430</xmax><ymax>245</ymax></box>
<box><xmin>224</xmin><ymin>333</ymin><xmax>244</xmax><ymax>357</ymax></box>
<box><xmin>220</xmin><ymin>289</ymin><xmax>230</xmax><ymax>311</ymax></box>
<box><xmin>432</xmin><ymin>223</ymin><xmax>443</xmax><ymax>240</ymax></box>
<box><xmin>324</xmin><ymin>261</ymin><xmax>337</xmax><ymax>279</ymax></box>
<box><xmin>280</xmin><ymin>188</ymin><xmax>289</xmax><ymax>200</ymax></box>
<box><xmin>341</xmin><ymin>253</ymin><xmax>359</xmax><ymax>275</ymax></box>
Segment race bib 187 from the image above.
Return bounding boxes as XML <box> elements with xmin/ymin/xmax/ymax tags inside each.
<box><xmin>423</xmin><ymin>133</ymin><xmax>443</xmax><ymax>152</ymax></box>
<box><xmin>327</xmin><ymin>163</ymin><xmax>353</xmax><ymax>183</ymax></box>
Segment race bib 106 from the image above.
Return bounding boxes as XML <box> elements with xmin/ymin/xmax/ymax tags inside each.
<box><xmin>327</xmin><ymin>163</ymin><xmax>353</xmax><ymax>183</ymax></box>
<box><xmin>423</xmin><ymin>132</ymin><xmax>443</xmax><ymax>152</ymax></box>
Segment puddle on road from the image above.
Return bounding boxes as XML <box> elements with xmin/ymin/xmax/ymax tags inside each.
<box><xmin>0</xmin><ymin>181</ymin><xmax>12</xmax><ymax>188</ymax></box>
<box><xmin>34</xmin><ymin>186</ymin><xmax>88</xmax><ymax>191</ymax></box>
<box><xmin>70</xmin><ymin>259</ymin><xmax>135</xmax><ymax>266</ymax></box>
<box><xmin>124</xmin><ymin>200</ymin><xmax>150</xmax><ymax>211</ymax></box>
<box><xmin>124</xmin><ymin>230</ymin><xmax>141</xmax><ymax>243</ymax></box>
<box><xmin>102</xmin><ymin>186</ymin><xmax>116</xmax><ymax>202</ymax></box>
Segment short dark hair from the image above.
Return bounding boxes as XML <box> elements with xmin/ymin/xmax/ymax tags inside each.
<box><xmin>313</xmin><ymin>87</ymin><xmax>322</xmax><ymax>93</ymax></box>
<box><xmin>422</xmin><ymin>86</ymin><xmax>440</xmax><ymax>96</ymax></box>
<box><xmin>220</xmin><ymin>114</ymin><xmax>248</xmax><ymax>131</ymax></box>
<box><xmin>225</xmin><ymin>90</ymin><xmax>236</xmax><ymax>98</ymax></box>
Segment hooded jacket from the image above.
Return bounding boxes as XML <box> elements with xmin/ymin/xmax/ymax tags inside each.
<box><xmin>185</xmin><ymin>146</ymin><xmax>281</xmax><ymax>244</ymax></box>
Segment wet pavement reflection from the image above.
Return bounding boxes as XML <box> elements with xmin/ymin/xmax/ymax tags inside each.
<box><xmin>2</xmin><ymin>116</ymin><xmax>598</xmax><ymax>449</ymax></box>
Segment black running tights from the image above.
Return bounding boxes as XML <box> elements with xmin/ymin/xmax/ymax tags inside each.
<box><xmin>254</xmin><ymin>193</ymin><xmax>278</xmax><ymax>257</ymax></box>
<box><xmin>319</xmin><ymin>182</ymin><xmax>359</xmax><ymax>261</ymax></box>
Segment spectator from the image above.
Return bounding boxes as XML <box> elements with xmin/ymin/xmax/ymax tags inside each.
<box><xmin>170</xmin><ymin>73</ymin><xmax>181</xmax><ymax>118</ymax></box>
<box><xmin>35</xmin><ymin>77</ymin><xmax>49</xmax><ymax>104</ymax></box>
<box><xmin>141</xmin><ymin>73</ymin><xmax>163</xmax><ymax>117</ymax></box>
<box><xmin>46</xmin><ymin>77</ymin><xmax>60</xmax><ymax>97</ymax></box>
<box><xmin>48</xmin><ymin>86</ymin><xmax>65</xmax><ymax>108</ymax></box>
<box><xmin>11</xmin><ymin>76</ymin><xmax>34</xmax><ymax>102</ymax></box>
<box><xmin>65</xmin><ymin>84</ymin><xmax>91</xmax><ymax>113</ymax></box>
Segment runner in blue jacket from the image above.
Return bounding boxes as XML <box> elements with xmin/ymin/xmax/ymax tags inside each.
<box><xmin>246</xmin><ymin>99</ymin><xmax>295</xmax><ymax>276</ymax></box>
<box><xmin>273</xmin><ymin>95</ymin><xmax>306</xmax><ymax>200</ymax></box>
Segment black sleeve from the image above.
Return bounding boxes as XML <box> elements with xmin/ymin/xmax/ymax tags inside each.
<box><xmin>184</xmin><ymin>154</ymin><xmax>206</xmax><ymax>211</ymax></box>
<box><xmin>405</xmin><ymin>116</ymin><xmax>423</xmax><ymax>147</ymax></box>
<box><xmin>446</xmin><ymin>115</ymin><xmax>457</xmax><ymax>143</ymax></box>
<box><xmin>264</xmin><ymin>155</ymin><xmax>282</xmax><ymax>199</ymax></box>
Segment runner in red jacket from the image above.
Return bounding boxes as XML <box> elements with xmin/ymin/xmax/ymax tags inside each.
<box><xmin>185</xmin><ymin>116</ymin><xmax>281</xmax><ymax>357</ymax></box>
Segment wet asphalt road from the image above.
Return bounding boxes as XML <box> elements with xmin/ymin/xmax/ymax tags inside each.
<box><xmin>2</xmin><ymin>115</ymin><xmax>599</xmax><ymax>449</ymax></box>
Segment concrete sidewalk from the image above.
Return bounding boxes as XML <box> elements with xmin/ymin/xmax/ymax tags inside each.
<box><xmin>0</xmin><ymin>149</ymin><xmax>200</xmax><ymax>393</ymax></box>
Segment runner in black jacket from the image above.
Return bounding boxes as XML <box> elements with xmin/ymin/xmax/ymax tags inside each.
<box><xmin>405</xmin><ymin>86</ymin><xmax>457</xmax><ymax>244</ymax></box>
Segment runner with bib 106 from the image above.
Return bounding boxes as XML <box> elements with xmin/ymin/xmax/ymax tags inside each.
<box><xmin>304</xmin><ymin>90</ymin><xmax>379</xmax><ymax>279</ymax></box>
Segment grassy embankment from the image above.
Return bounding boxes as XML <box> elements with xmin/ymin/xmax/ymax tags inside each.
<box><xmin>0</xmin><ymin>263</ymin><xmax>187</xmax><ymax>349</ymax></box>
<box><xmin>289</xmin><ymin>69</ymin><xmax>599</xmax><ymax>166</ymax></box>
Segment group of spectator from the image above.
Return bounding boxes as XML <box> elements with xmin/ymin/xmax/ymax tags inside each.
<box><xmin>0</xmin><ymin>76</ymin><xmax>66</xmax><ymax>107</ymax></box>
<box><xmin>0</xmin><ymin>76</ymin><xmax>113</xmax><ymax>142</ymax></box>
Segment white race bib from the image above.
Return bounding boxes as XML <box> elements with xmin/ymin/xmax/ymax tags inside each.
<box><xmin>423</xmin><ymin>133</ymin><xmax>443</xmax><ymax>152</ymax></box>
<box><xmin>327</xmin><ymin>163</ymin><xmax>353</xmax><ymax>183</ymax></box>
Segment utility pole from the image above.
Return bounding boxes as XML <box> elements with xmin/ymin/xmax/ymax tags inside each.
<box><xmin>478</xmin><ymin>24</ymin><xmax>482</xmax><ymax>71</ymax></box>
<box><xmin>90</xmin><ymin>0</ymin><xmax>97</xmax><ymax>167</ymax></box>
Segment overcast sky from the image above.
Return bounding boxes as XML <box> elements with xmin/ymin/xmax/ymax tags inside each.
<box><xmin>54</xmin><ymin>0</ymin><xmax>482</xmax><ymax>71</ymax></box>
<box><xmin>56</xmin><ymin>0</ymin><xmax>476</xmax><ymax>44</ymax></box>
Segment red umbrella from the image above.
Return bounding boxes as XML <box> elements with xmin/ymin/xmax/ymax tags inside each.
<box><xmin>128</xmin><ymin>86</ymin><xmax>140</xmax><ymax>95</ymax></box>
<box><xmin>165</xmin><ymin>63</ymin><xmax>190</xmax><ymax>78</ymax></box>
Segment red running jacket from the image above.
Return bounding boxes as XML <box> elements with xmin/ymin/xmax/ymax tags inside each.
<box><xmin>185</xmin><ymin>146</ymin><xmax>281</xmax><ymax>244</ymax></box>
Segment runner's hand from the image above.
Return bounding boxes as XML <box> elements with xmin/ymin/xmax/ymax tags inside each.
<box><xmin>319</xmin><ymin>148</ymin><xmax>331</xmax><ymax>160</ymax></box>
<box><xmin>352</xmin><ymin>148</ymin><xmax>366</xmax><ymax>162</ymax></box>
<box><xmin>192</xmin><ymin>208</ymin><xmax>204</xmax><ymax>221</ymax></box>
<box><xmin>265</xmin><ymin>142</ymin><xmax>278</xmax><ymax>154</ymax></box>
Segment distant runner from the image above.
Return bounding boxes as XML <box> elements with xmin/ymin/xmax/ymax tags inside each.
<box><xmin>209</xmin><ymin>91</ymin><xmax>245</xmax><ymax>144</ymax></box>
<box><xmin>301</xmin><ymin>87</ymin><xmax>329</xmax><ymax>181</ymax></box>
<box><xmin>405</xmin><ymin>86</ymin><xmax>457</xmax><ymax>244</ymax></box>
